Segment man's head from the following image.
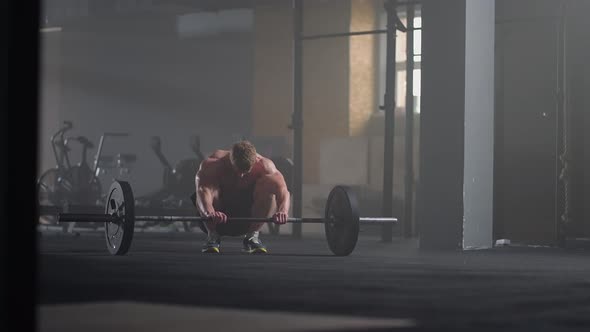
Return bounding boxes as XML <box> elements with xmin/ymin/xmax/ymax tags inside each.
<box><xmin>230</xmin><ymin>140</ymin><xmax>257</xmax><ymax>176</ymax></box>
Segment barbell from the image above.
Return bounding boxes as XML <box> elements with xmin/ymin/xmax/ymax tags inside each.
<box><xmin>55</xmin><ymin>180</ymin><xmax>398</xmax><ymax>256</ymax></box>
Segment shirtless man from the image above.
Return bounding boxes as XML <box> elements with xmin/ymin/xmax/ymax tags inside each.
<box><xmin>194</xmin><ymin>140</ymin><xmax>290</xmax><ymax>253</ymax></box>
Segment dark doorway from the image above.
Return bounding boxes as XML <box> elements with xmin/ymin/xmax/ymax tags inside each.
<box><xmin>494</xmin><ymin>12</ymin><xmax>561</xmax><ymax>245</ymax></box>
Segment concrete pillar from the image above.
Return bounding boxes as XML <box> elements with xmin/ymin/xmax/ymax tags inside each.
<box><xmin>417</xmin><ymin>0</ymin><xmax>494</xmax><ymax>250</ymax></box>
<box><xmin>463</xmin><ymin>0</ymin><xmax>495</xmax><ymax>249</ymax></box>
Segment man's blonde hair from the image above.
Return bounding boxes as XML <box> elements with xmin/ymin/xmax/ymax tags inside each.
<box><xmin>230</xmin><ymin>140</ymin><xmax>257</xmax><ymax>172</ymax></box>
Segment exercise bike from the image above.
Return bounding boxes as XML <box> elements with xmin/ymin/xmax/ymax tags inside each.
<box><xmin>37</xmin><ymin>121</ymin><xmax>129</xmax><ymax>231</ymax></box>
<box><xmin>135</xmin><ymin>135</ymin><xmax>204</xmax><ymax>231</ymax></box>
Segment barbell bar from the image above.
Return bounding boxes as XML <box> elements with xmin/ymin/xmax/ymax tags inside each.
<box><xmin>58</xmin><ymin>214</ymin><xmax>397</xmax><ymax>224</ymax></box>
<box><xmin>54</xmin><ymin>181</ymin><xmax>398</xmax><ymax>256</ymax></box>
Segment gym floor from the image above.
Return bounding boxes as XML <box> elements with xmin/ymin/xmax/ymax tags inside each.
<box><xmin>38</xmin><ymin>228</ymin><xmax>590</xmax><ymax>331</ymax></box>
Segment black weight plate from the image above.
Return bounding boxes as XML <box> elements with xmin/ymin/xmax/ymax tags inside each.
<box><xmin>104</xmin><ymin>180</ymin><xmax>135</xmax><ymax>255</ymax></box>
<box><xmin>324</xmin><ymin>186</ymin><xmax>360</xmax><ymax>256</ymax></box>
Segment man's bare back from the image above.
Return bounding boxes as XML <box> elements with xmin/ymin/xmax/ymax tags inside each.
<box><xmin>199</xmin><ymin>150</ymin><xmax>277</xmax><ymax>194</ymax></box>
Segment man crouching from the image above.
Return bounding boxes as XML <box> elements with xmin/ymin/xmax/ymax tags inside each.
<box><xmin>194</xmin><ymin>140</ymin><xmax>290</xmax><ymax>253</ymax></box>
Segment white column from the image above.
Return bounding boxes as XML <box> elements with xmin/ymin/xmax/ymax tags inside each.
<box><xmin>463</xmin><ymin>0</ymin><xmax>495</xmax><ymax>249</ymax></box>
<box><xmin>417</xmin><ymin>0</ymin><xmax>495</xmax><ymax>250</ymax></box>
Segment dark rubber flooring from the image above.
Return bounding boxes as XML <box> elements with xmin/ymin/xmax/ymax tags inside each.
<box><xmin>39</xmin><ymin>229</ymin><xmax>590</xmax><ymax>331</ymax></box>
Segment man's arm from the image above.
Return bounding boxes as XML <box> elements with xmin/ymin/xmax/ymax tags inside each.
<box><xmin>271</xmin><ymin>172</ymin><xmax>290</xmax><ymax>215</ymax></box>
<box><xmin>262</xmin><ymin>158</ymin><xmax>291</xmax><ymax>222</ymax></box>
<box><xmin>194</xmin><ymin>160</ymin><xmax>218</xmax><ymax>217</ymax></box>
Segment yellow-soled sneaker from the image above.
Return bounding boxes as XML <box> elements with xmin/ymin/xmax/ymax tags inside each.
<box><xmin>242</xmin><ymin>236</ymin><xmax>268</xmax><ymax>254</ymax></box>
<box><xmin>201</xmin><ymin>238</ymin><xmax>221</xmax><ymax>253</ymax></box>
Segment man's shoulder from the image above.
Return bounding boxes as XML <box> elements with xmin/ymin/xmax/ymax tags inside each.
<box><xmin>209</xmin><ymin>149</ymin><xmax>229</xmax><ymax>159</ymax></box>
<box><xmin>199</xmin><ymin>150</ymin><xmax>228</xmax><ymax>171</ymax></box>
<box><xmin>257</xmin><ymin>156</ymin><xmax>278</xmax><ymax>175</ymax></box>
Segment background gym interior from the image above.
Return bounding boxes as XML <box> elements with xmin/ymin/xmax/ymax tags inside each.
<box><xmin>2</xmin><ymin>0</ymin><xmax>590</xmax><ymax>331</ymax></box>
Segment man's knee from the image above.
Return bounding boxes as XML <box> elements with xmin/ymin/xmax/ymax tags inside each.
<box><xmin>255</xmin><ymin>192</ymin><xmax>276</xmax><ymax>204</ymax></box>
<box><xmin>252</xmin><ymin>193</ymin><xmax>277</xmax><ymax>221</ymax></box>
<box><xmin>253</xmin><ymin>192</ymin><xmax>277</xmax><ymax>210</ymax></box>
<box><xmin>253</xmin><ymin>175</ymin><xmax>276</xmax><ymax>200</ymax></box>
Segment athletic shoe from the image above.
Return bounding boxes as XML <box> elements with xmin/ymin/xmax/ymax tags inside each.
<box><xmin>201</xmin><ymin>236</ymin><xmax>221</xmax><ymax>253</ymax></box>
<box><xmin>242</xmin><ymin>235</ymin><xmax>268</xmax><ymax>254</ymax></box>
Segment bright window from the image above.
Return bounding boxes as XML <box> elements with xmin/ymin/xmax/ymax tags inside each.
<box><xmin>377</xmin><ymin>5</ymin><xmax>422</xmax><ymax>114</ymax></box>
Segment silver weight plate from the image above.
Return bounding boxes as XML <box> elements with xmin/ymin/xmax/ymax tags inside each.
<box><xmin>104</xmin><ymin>180</ymin><xmax>135</xmax><ymax>255</ymax></box>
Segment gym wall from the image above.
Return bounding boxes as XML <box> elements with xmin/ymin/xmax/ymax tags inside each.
<box><xmin>253</xmin><ymin>0</ymin><xmax>379</xmax><ymax>186</ymax></box>
<box><xmin>38</xmin><ymin>11</ymin><xmax>255</xmax><ymax>196</ymax></box>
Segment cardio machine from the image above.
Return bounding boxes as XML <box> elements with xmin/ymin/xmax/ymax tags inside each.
<box><xmin>135</xmin><ymin>135</ymin><xmax>204</xmax><ymax>231</ymax></box>
<box><xmin>37</xmin><ymin>121</ymin><xmax>130</xmax><ymax>230</ymax></box>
